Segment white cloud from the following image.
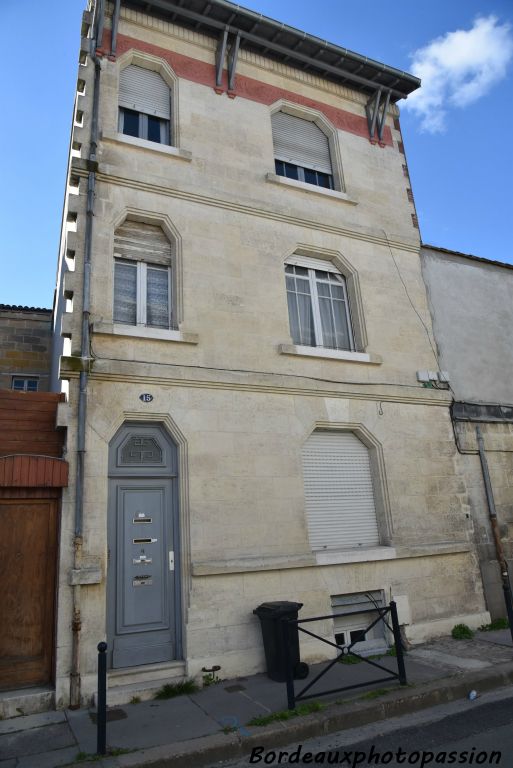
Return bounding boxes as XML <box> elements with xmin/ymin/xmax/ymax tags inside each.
<box><xmin>403</xmin><ymin>16</ymin><xmax>513</xmax><ymax>133</ymax></box>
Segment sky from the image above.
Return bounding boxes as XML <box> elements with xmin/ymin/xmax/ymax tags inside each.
<box><xmin>0</xmin><ymin>0</ymin><xmax>512</xmax><ymax>308</ymax></box>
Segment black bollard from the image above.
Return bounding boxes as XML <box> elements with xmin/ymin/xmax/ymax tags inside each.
<box><xmin>390</xmin><ymin>601</ymin><xmax>407</xmax><ymax>685</ymax></box>
<box><xmin>97</xmin><ymin>642</ymin><xmax>108</xmax><ymax>755</ymax></box>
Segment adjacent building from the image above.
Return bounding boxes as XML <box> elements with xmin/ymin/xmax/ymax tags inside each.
<box><xmin>44</xmin><ymin>0</ymin><xmax>492</xmax><ymax>708</ymax></box>
<box><xmin>422</xmin><ymin>245</ymin><xmax>513</xmax><ymax>620</ymax></box>
<box><xmin>0</xmin><ymin>305</ymin><xmax>52</xmax><ymax>392</ymax></box>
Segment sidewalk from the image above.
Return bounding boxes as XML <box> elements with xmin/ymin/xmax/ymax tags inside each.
<box><xmin>1</xmin><ymin>631</ymin><xmax>512</xmax><ymax>768</ymax></box>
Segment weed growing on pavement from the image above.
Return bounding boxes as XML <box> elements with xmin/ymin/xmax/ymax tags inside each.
<box><xmin>247</xmin><ymin>701</ymin><xmax>324</xmax><ymax>727</ymax></box>
<box><xmin>221</xmin><ymin>724</ymin><xmax>238</xmax><ymax>734</ymax></box>
<box><xmin>154</xmin><ymin>679</ymin><xmax>199</xmax><ymax>699</ymax></box>
<box><xmin>479</xmin><ymin>618</ymin><xmax>509</xmax><ymax>632</ymax></box>
<box><xmin>73</xmin><ymin>747</ymin><xmax>132</xmax><ymax>763</ymax></box>
<box><xmin>359</xmin><ymin>687</ymin><xmax>392</xmax><ymax>701</ymax></box>
<box><xmin>451</xmin><ymin>623</ymin><xmax>474</xmax><ymax>640</ymax></box>
<box><xmin>130</xmin><ymin>696</ymin><xmax>141</xmax><ymax>704</ymax></box>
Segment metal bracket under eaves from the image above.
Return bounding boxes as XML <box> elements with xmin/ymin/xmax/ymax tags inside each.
<box><xmin>366</xmin><ymin>88</ymin><xmax>391</xmax><ymax>142</ymax></box>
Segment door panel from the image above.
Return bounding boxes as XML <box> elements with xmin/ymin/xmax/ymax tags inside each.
<box><xmin>0</xmin><ymin>499</ymin><xmax>57</xmax><ymax>690</ymax></box>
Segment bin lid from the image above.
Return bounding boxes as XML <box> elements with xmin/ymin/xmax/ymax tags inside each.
<box><xmin>253</xmin><ymin>601</ymin><xmax>304</xmax><ymax>617</ymax></box>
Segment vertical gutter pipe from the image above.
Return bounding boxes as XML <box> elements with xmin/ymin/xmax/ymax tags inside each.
<box><xmin>476</xmin><ymin>426</ymin><xmax>513</xmax><ymax>642</ymax></box>
<box><xmin>70</xmin><ymin>0</ymin><xmax>102</xmax><ymax>710</ymax></box>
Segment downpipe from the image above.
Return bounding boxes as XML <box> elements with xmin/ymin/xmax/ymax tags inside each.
<box><xmin>476</xmin><ymin>425</ymin><xmax>513</xmax><ymax>643</ymax></box>
<box><xmin>69</xmin><ymin>3</ymin><xmax>102</xmax><ymax>709</ymax></box>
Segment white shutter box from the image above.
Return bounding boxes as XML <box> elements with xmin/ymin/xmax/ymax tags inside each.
<box><xmin>114</xmin><ymin>221</ymin><xmax>173</xmax><ymax>266</ymax></box>
<box><xmin>119</xmin><ymin>65</ymin><xmax>171</xmax><ymax>120</ymax></box>
<box><xmin>272</xmin><ymin>111</ymin><xmax>332</xmax><ymax>174</ymax></box>
<box><xmin>302</xmin><ymin>431</ymin><xmax>380</xmax><ymax>551</ymax></box>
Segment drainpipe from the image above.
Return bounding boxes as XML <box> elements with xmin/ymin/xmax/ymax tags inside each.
<box><xmin>111</xmin><ymin>0</ymin><xmax>121</xmax><ymax>57</ymax></box>
<box><xmin>69</xmin><ymin>0</ymin><xmax>103</xmax><ymax>710</ymax></box>
<box><xmin>476</xmin><ymin>426</ymin><xmax>513</xmax><ymax>642</ymax></box>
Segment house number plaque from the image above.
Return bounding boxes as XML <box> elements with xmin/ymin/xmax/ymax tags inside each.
<box><xmin>139</xmin><ymin>393</ymin><xmax>153</xmax><ymax>402</ymax></box>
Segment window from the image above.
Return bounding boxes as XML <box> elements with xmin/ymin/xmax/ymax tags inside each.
<box><xmin>301</xmin><ymin>431</ymin><xmax>380</xmax><ymax>551</ymax></box>
<box><xmin>285</xmin><ymin>257</ymin><xmax>354</xmax><ymax>351</ymax></box>
<box><xmin>114</xmin><ymin>261</ymin><xmax>170</xmax><ymax>328</ymax></box>
<box><xmin>272</xmin><ymin>111</ymin><xmax>333</xmax><ymax>189</ymax></box>
<box><xmin>332</xmin><ymin>592</ymin><xmax>388</xmax><ymax>656</ymax></box>
<box><xmin>12</xmin><ymin>377</ymin><xmax>39</xmax><ymax>392</ymax></box>
<box><xmin>113</xmin><ymin>220</ymin><xmax>175</xmax><ymax>329</ymax></box>
<box><xmin>119</xmin><ymin>65</ymin><xmax>171</xmax><ymax>145</ymax></box>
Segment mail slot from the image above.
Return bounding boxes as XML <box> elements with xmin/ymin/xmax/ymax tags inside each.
<box><xmin>133</xmin><ymin>575</ymin><xmax>153</xmax><ymax>587</ymax></box>
<box><xmin>133</xmin><ymin>555</ymin><xmax>152</xmax><ymax>564</ymax></box>
<box><xmin>133</xmin><ymin>517</ymin><xmax>152</xmax><ymax>524</ymax></box>
<box><xmin>133</xmin><ymin>538</ymin><xmax>157</xmax><ymax>544</ymax></box>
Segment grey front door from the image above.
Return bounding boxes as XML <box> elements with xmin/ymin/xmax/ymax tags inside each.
<box><xmin>108</xmin><ymin>424</ymin><xmax>181</xmax><ymax>669</ymax></box>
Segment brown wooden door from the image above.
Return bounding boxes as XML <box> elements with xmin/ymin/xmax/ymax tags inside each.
<box><xmin>0</xmin><ymin>499</ymin><xmax>58</xmax><ymax>690</ymax></box>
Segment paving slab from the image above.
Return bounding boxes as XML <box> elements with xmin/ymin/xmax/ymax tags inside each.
<box><xmin>0</xmin><ymin>710</ymin><xmax>66</xmax><ymax>735</ymax></box>
<box><xmin>67</xmin><ymin>695</ymin><xmax>221</xmax><ymax>755</ymax></box>
<box><xmin>0</xmin><ymin>722</ymin><xmax>76</xmax><ymax>760</ymax></box>
<box><xmin>476</xmin><ymin>630</ymin><xmax>513</xmax><ymax>647</ymax></box>
<box><xmin>17</xmin><ymin>745</ymin><xmax>80</xmax><ymax>768</ymax></box>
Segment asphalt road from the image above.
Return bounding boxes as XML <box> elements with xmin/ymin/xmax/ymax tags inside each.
<box><xmin>216</xmin><ymin>687</ymin><xmax>513</xmax><ymax>767</ymax></box>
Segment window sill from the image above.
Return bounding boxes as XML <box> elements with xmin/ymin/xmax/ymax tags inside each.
<box><xmin>101</xmin><ymin>129</ymin><xmax>192</xmax><ymax>162</ymax></box>
<box><xmin>315</xmin><ymin>547</ymin><xmax>396</xmax><ymax>566</ymax></box>
<box><xmin>279</xmin><ymin>343</ymin><xmax>382</xmax><ymax>364</ymax></box>
<box><xmin>265</xmin><ymin>173</ymin><xmax>357</xmax><ymax>204</ymax></box>
<box><xmin>92</xmin><ymin>321</ymin><xmax>198</xmax><ymax>344</ymax></box>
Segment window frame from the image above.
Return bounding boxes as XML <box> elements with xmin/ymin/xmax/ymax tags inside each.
<box><xmin>118</xmin><ymin>107</ymin><xmax>170</xmax><ymax>145</ymax></box>
<box><xmin>270</xmin><ymin>101</ymin><xmax>345</xmax><ymax>193</ymax></box>
<box><xmin>12</xmin><ymin>377</ymin><xmax>39</xmax><ymax>392</ymax></box>
<box><xmin>285</xmin><ymin>259</ymin><xmax>355</xmax><ymax>352</ymax></box>
<box><xmin>114</xmin><ymin>258</ymin><xmax>172</xmax><ymax>330</ymax></box>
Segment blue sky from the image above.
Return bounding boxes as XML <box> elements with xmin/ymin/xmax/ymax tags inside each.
<box><xmin>0</xmin><ymin>0</ymin><xmax>512</xmax><ymax>308</ymax></box>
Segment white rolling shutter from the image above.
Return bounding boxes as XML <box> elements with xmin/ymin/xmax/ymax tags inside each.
<box><xmin>119</xmin><ymin>65</ymin><xmax>170</xmax><ymax>119</ymax></box>
<box><xmin>114</xmin><ymin>221</ymin><xmax>173</xmax><ymax>266</ymax></box>
<box><xmin>272</xmin><ymin>111</ymin><xmax>332</xmax><ymax>174</ymax></box>
<box><xmin>302</xmin><ymin>431</ymin><xmax>380</xmax><ymax>551</ymax></box>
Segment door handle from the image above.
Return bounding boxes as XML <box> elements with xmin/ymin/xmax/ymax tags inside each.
<box><xmin>169</xmin><ymin>551</ymin><xmax>175</xmax><ymax>571</ymax></box>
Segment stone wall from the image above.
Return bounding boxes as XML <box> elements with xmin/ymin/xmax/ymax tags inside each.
<box><xmin>0</xmin><ymin>306</ymin><xmax>52</xmax><ymax>391</ymax></box>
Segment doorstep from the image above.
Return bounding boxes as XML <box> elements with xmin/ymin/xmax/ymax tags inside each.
<box><xmin>0</xmin><ymin>685</ymin><xmax>55</xmax><ymax>719</ymax></box>
<box><xmin>97</xmin><ymin>661</ymin><xmax>187</xmax><ymax>706</ymax></box>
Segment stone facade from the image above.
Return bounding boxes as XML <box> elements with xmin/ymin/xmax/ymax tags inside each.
<box><xmin>0</xmin><ymin>305</ymin><xmax>52</xmax><ymax>391</ymax></box>
<box><xmin>422</xmin><ymin>245</ymin><xmax>513</xmax><ymax>619</ymax></box>
<box><xmin>50</xmin><ymin>3</ymin><xmax>488</xmax><ymax>707</ymax></box>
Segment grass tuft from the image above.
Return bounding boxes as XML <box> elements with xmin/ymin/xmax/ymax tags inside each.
<box><xmin>154</xmin><ymin>679</ymin><xmax>199</xmax><ymax>700</ymax></box>
<box><xmin>359</xmin><ymin>687</ymin><xmax>392</xmax><ymax>701</ymax></box>
<box><xmin>479</xmin><ymin>618</ymin><xmax>509</xmax><ymax>632</ymax></box>
<box><xmin>451</xmin><ymin>623</ymin><xmax>474</xmax><ymax>640</ymax></box>
<box><xmin>247</xmin><ymin>701</ymin><xmax>324</xmax><ymax>727</ymax></box>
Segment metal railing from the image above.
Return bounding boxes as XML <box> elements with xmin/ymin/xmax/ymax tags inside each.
<box><xmin>282</xmin><ymin>600</ymin><xmax>407</xmax><ymax>710</ymax></box>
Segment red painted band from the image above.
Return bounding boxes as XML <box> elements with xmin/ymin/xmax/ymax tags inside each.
<box><xmin>110</xmin><ymin>31</ymin><xmax>392</xmax><ymax>146</ymax></box>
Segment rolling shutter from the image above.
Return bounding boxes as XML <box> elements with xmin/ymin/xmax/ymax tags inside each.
<box><xmin>302</xmin><ymin>431</ymin><xmax>380</xmax><ymax>551</ymax></box>
<box><xmin>271</xmin><ymin>111</ymin><xmax>332</xmax><ymax>174</ymax></box>
<box><xmin>119</xmin><ymin>65</ymin><xmax>170</xmax><ymax>120</ymax></box>
<box><xmin>114</xmin><ymin>221</ymin><xmax>173</xmax><ymax>266</ymax></box>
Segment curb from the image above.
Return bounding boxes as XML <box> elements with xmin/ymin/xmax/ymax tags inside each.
<box><xmin>72</xmin><ymin>661</ymin><xmax>513</xmax><ymax>767</ymax></box>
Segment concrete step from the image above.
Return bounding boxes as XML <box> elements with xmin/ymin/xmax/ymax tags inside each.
<box><xmin>0</xmin><ymin>686</ymin><xmax>55</xmax><ymax>719</ymax></box>
<box><xmin>95</xmin><ymin>662</ymin><xmax>187</xmax><ymax>706</ymax></box>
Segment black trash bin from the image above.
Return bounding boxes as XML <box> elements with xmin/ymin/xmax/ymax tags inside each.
<box><xmin>253</xmin><ymin>601</ymin><xmax>309</xmax><ymax>682</ymax></box>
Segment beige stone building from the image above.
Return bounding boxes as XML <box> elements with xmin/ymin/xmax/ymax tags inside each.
<box><xmin>50</xmin><ymin>0</ymin><xmax>489</xmax><ymax>708</ymax></box>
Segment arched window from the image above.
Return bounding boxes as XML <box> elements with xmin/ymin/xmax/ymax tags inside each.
<box><xmin>302</xmin><ymin>430</ymin><xmax>380</xmax><ymax>551</ymax></box>
<box><xmin>272</xmin><ymin>111</ymin><xmax>333</xmax><ymax>189</ymax></box>
<box><xmin>119</xmin><ymin>65</ymin><xmax>171</xmax><ymax>145</ymax></box>
<box><xmin>113</xmin><ymin>220</ymin><xmax>175</xmax><ymax>329</ymax></box>
<box><xmin>285</xmin><ymin>254</ymin><xmax>354</xmax><ymax>351</ymax></box>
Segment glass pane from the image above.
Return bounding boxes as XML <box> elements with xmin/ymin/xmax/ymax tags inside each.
<box><xmin>147</xmin><ymin>115</ymin><xmax>162</xmax><ymax>144</ymax></box>
<box><xmin>286</xmin><ymin>291</ymin><xmax>301</xmax><ymax>344</ymax></box>
<box><xmin>147</xmin><ymin>267</ymin><xmax>170</xmax><ymax>328</ymax></box>
<box><xmin>12</xmin><ymin>379</ymin><xmax>25</xmax><ymax>391</ymax></box>
<box><xmin>317</xmin><ymin>172</ymin><xmax>332</xmax><ymax>189</ymax></box>
<box><xmin>297</xmin><ymin>292</ymin><xmax>315</xmax><ymax>345</ymax></box>
<box><xmin>317</xmin><ymin>282</ymin><xmax>330</xmax><ymax>297</ymax></box>
<box><xmin>304</xmin><ymin>168</ymin><xmax>317</xmax><ymax>185</ymax></box>
<box><xmin>319</xmin><ymin>296</ymin><xmax>336</xmax><ymax>348</ymax></box>
<box><xmin>284</xmin><ymin>162</ymin><xmax>299</xmax><ymax>180</ymax></box>
<box><xmin>26</xmin><ymin>379</ymin><xmax>39</xmax><ymax>392</ymax></box>
<box><xmin>114</xmin><ymin>261</ymin><xmax>137</xmax><ymax>325</ymax></box>
<box><xmin>332</xmin><ymin>299</ymin><xmax>351</xmax><ymax>350</ymax></box>
<box><xmin>121</xmin><ymin>108</ymin><xmax>140</xmax><ymax>138</ymax></box>
<box><xmin>275</xmin><ymin>159</ymin><xmax>285</xmax><ymax>176</ymax></box>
